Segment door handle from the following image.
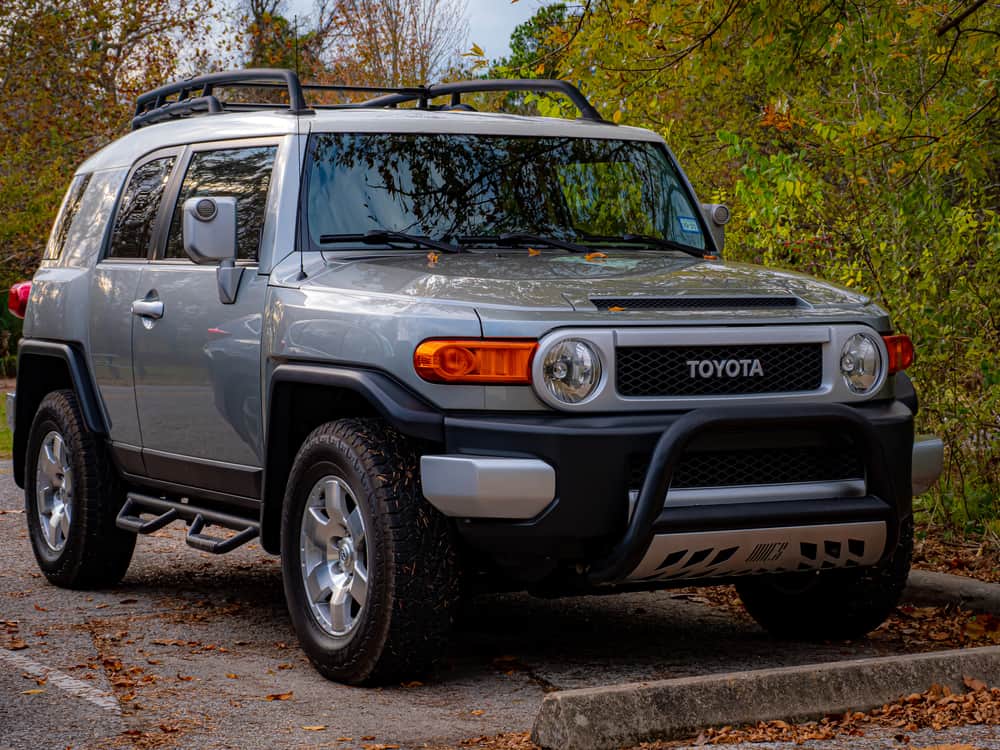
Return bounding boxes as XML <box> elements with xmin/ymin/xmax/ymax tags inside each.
<box><xmin>131</xmin><ymin>299</ymin><xmax>164</xmax><ymax>319</ymax></box>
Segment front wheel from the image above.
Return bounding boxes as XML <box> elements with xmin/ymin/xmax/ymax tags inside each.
<box><xmin>280</xmin><ymin>418</ymin><xmax>460</xmax><ymax>685</ymax></box>
<box><xmin>736</xmin><ymin>519</ymin><xmax>913</xmax><ymax>641</ymax></box>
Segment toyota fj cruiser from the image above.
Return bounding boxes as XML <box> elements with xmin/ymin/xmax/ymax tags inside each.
<box><xmin>7</xmin><ymin>69</ymin><xmax>944</xmax><ymax>685</ymax></box>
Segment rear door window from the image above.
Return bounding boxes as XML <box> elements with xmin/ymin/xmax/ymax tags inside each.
<box><xmin>107</xmin><ymin>157</ymin><xmax>176</xmax><ymax>259</ymax></box>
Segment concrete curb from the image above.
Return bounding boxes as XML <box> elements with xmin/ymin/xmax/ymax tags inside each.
<box><xmin>531</xmin><ymin>646</ymin><xmax>1000</xmax><ymax>750</ymax></box>
<box><xmin>904</xmin><ymin>570</ymin><xmax>1000</xmax><ymax>614</ymax></box>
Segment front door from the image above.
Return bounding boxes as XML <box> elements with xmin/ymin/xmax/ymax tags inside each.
<box><xmin>131</xmin><ymin>141</ymin><xmax>279</xmax><ymax>502</ymax></box>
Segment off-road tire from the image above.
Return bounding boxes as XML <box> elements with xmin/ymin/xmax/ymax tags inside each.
<box><xmin>280</xmin><ymin>418</ymin><xmax>461</xmax><ymax>685</ymax></box>
<box><xmin>25</xmin><ymin>389</ymin><xmax>135</xmax><ymax>588</ymax></box>
<box><xmin>735</xmin><ymin>518</ymin><xmax>913</xmax><ymax>641</ymax></box>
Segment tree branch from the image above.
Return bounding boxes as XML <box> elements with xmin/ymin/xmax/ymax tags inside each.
<box><xmin>935</xmin><ymin>0</ymin><xmax>990</xmax><ymax>36</ymax></box>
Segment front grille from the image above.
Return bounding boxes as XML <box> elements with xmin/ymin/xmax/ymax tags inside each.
<box><xmin>628</xmin><ymin>446</ymin><xmax>864</xmax><ymax>490</ymax></box>
<box><xmin>593</xmin><ymin>296</ymin><xmax>799</xmax><ymax>311</ymax></box>
<box><xmin>616</xmin><ymin>343</ymin><xmax>822</xmax><ymax>397</ymax></box>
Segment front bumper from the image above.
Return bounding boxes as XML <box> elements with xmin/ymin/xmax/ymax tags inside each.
<box><xmin>421</xmin><ymin>400</ymin><xmax>929</xmax><ymax>583</ymax></box>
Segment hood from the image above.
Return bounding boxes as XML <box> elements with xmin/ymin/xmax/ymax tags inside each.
<box><xmin>307</xmin><ymin>250</ymin><xmax>874</xmax><ymax>312</ymax></box>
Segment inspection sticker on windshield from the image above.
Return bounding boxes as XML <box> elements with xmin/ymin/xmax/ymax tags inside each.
<box><xmin>677</xmin><ymin>216</ymin><xmax>700</xmax><ymax>234</ymax></box>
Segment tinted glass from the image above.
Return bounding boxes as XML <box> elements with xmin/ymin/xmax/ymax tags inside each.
<box><xmin>164</xmin><ymin>146</ymin><xmax>277</xmax><ymax>262</ymax></box>
<box><xmin>107</xmin><ymin>157</ymin><xmax>175</xmax><ymax>259</ymax></box>
<box><xmin>46</xmin><ymin>174</ymin><xmax>92</xmax><ymax>260</ymax></box>
<box><xmin>306</xmin><ymin>134</ymin><xmax>705</xmax><ymax>251</ymax></box>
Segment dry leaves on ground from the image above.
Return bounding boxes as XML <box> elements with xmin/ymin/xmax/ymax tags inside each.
<box><xmin>914</xmin><ymin>531</ymin><xmax>1000</xmax><ymax>584</ymax></box>
<box><xmin>872</xmin><ymin>605</ymin><xmax>1000</xmax><ymax>649</ymax></box>
<box><xmin>679</xmin><ymin>680</ymin><xmax>1000</xmax><ymax>746</ymax></box>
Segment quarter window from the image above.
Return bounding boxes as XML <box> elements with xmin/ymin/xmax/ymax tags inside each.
<box><xmin>107</xmin><ymin>157</ymin><xmax>176</xmax><ymax>259</ymax></box>
<box><xmin>164</xmin><ymin>146</ymin><xmax>277</xmax><ymax>262</ymax></box>
<box><xmin>46</xmin><ymin>174</ymin><xmax>92</xmax><ymax>260</ymax></box>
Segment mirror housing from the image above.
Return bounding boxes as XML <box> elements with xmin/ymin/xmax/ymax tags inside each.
<box><xmin>701</xmin><ymin>203</ymin><xmax>731</xmax><ymax>254</ymax></box>
<box><xmin>183</xmin><ymin>197</ymin><xmax>237</xmax><ymax>264</ymax></box>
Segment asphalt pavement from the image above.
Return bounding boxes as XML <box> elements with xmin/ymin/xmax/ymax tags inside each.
<box><xmin>0</xmin><ymin>461</ymin><xmax>996</xmax><ymax>750</ymax></box>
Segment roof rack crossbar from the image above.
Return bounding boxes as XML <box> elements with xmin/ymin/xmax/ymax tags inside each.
<box><xmin>131</xmin><ymin>70</ymin><xmax>607</xmax><ymax>129</ymax></box>
<box><xmin>131</xmin><ymin>95</ymin><xmax>225</xmax><ymax>129</ymax></box>
<box><xmin>360</xmin><ymin>79</ymin><xmax>605</xmax><ymax>122</ymax></box>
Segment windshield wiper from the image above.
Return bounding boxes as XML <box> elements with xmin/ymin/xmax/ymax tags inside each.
<box><xmin>318</xmin><ymin>230</ymin><xmax>462</xmax><ymax>254</ymax></box>
<box><xmin>582</xmin><ymin>233</ymin><xmax>706</xmax><ymax>259</ymax></box>
<box><xmin>456</xmin><ymin>232</ymin><xmax>589</xmax><ymax>253</ymax></box>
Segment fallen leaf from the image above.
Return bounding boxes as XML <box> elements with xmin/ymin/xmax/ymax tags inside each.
<box><xmin>302</xmin><ymin>726</ymin><xmax>327</xmax><ymax>731</ymax></box>
<box><xmin>159</xmin><ymin>725</ymin><xmax>179</xmax><ymax>733</ymax></box>
<box><xmin>426</xmin><ymin>251</ymin><xmax>440</xmax><ymax>266</ymax></box>
<box><xmin>146</xmin><ymin>659</ymin><xmax>161</xmax><ymax>665</ymax></box>
<box><xmin>361</xmin><ymin>736</ymin><xmax>376</xmax><ymax>741</ymax></box>
<box><xmin>470</xmin><ymin>709</ymin><xmax>485</xmax><ymax>716</ymax></box>
<box><xmin>119</xmin><ymin>598</ymin><xmax>138</xmax><ymax>604</ymax></box>
<box><xmin>226</xmin><ymin>673</ymin><xmax>238</xmax><ymax>679</ymax></box>
<box><xmin>265</xmin><ymin>691</ymin><xmax>293</xmax><ymax>701</ymax></box>
<box><xmin>963</xmin><ymin>676</ymin><xmax>987</xmax><ymax>692</ymax></box>
<box><xmin>528</xmin><ymin>248</ymin><xmax>541</xmax><ymax>256</ymax></box>
<box><xmin>21</xmin><ymin>689</ymin><xmax>45</xmax><ymax>695</ymax></box>
<box><xmin>584</xmin><ymin>251</ymin><xmax>607</xmax><ymax>262</ymax></box>
<box><xmin>33</xmin><ymin>604</ymin><xmax>47</xmax><ymax>612</ymax></box>
<box><xmin>176</xmin><ymin>674</ymin><xmax>194</xmax><ymax>682</ymax></box>
<box><xmin>9</xmin><ymin>639</ymin><xmax>28</xmax><ymax>650</ymax></box>
<box><xmin>401</xmin><ymin>680</ymin><xmax>423</xmax><ymax>688</ymax></box>
<box><xmin>277</xmin><ymin>663</ymin><xmax>294</xmax><ymax>670</ymax></box>
<box><xmin>608</xmin><ymin>305</ymin><xmax>625</xmax><ymax>312</ymax></box>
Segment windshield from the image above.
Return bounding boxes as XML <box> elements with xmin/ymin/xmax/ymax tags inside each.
<box><xmin>305</xmin><ymin>133</ymin><xmax>707</xmax><ymax>252</ymax></box>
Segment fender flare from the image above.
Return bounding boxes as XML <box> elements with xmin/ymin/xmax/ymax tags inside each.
<box><xmin>259</xmin><ymin>364</ymin><xmax>444</xmax><ymax>553</ymax></box>
<box><xmin>12</xmin><ymin>340</ymin><xmax>109</xmax><ymax>486</ymax></box>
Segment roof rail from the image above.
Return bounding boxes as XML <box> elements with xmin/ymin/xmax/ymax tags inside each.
<box><xmin>131</xmin><ymin>69</ymin><xmax>606</xmax><ymax>130</ymax></box>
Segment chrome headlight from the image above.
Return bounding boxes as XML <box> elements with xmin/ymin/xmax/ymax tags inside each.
<box><xmin>542</xmin><ymin>339</ymin><xmax>602</xmax><ymax>403</ymax></box>
<box><xmin>840</xmin><ymin>333</ymin><xmax>882</xmax><ymax>394</ymax></box>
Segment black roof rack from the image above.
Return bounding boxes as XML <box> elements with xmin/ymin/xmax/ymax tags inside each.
<box><xmin>131</xmin><ymin>68</ymin><xmax>606</xmax><ymax>130</ymax></box>
<box><xmin>358</xmin><ymin>79</ymin><xmax>605</xmax><ymax>122</ymax></box>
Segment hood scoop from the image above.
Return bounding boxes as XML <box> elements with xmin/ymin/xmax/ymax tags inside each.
<box><xmin>591</xmin><ymin>296</ymin><xmax>801</xmax><ymax>312</ymax></box>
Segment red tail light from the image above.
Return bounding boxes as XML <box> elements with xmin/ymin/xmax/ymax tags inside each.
<box><xmin>883</xmin><ymin>333</ymin><xmax>914</xmax><ymax>374</ymax></box>
<box><xmin>7</xmin><ymin>281</ymin><xmax>31</xmax><ymax>319</ymax></box>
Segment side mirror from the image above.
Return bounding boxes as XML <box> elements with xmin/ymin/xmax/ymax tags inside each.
<box><xmin>182</xmin><ymin>197</ymin><xmax>243</xmax><ymax>304</ymax></box>
<box><xmin>701</xmin><ymin>203</ymin><xmax>731</xmax><ymax>254</ymax></box>
<box><xmin>183</xmin><ymin>197</ymin><xmax>237</xmax><ymax>264</ymax></box>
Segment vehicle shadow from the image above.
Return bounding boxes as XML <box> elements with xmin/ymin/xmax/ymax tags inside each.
<box><xmin>114</xmin><ymin>537</ymin><xmax>914</xmax><ymax>690</ymax></box>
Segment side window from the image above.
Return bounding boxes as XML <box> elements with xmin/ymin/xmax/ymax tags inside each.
<box><xmin>45</xmin><ymin>174</ymin><xmax>92</xmax><ymax>260</ymax></box>
<box><xmin>107</xmin><ymin>157</ymin><xmax>176</xmax><ymax>259</ymax></box>
<box><xmin>164</xmin><ymin>146</ymin><xmax>277</xmax><ymax>263</ymax></box>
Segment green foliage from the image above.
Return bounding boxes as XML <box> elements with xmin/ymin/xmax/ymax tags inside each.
<box><xmin>0</xmin><ymin>385</ymin><xmax>10</xmax><ymax>459</ymax></box>
<box><xmin>539</xmin><ymin>0</ymin><xmax>1000</xmax><ymax>520</ymax></box>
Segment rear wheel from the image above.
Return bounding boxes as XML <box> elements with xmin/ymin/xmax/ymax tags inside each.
<box><xmin>736</xmin><ymin>520</ymin><xmax>913</xmax><ymax>641</ymax></box>
<box><xmin>280</xmin><ymin>418</ymin><xmax>460</xmax><ymax>684</ymax></box>
<box><xmin>25</xmin><ymin>390</ymin><xmax>135</xmax><ymax>588</ymax></box>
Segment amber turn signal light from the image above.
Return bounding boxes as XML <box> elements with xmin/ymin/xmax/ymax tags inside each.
<box><xmin>414</xmin><ymin>339</ymin><xmax>538</xmax><ymax>384</ymax></box>
<box><xmin>883</xmin><ymin>334</ymin><xmax>914</xmax><ymax>374</ymax></box>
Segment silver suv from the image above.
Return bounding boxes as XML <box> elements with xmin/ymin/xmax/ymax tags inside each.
<box><xmin>6</xmin><ymin>69</ymin><xmax>944</xmax><ymax>685</ymax></box>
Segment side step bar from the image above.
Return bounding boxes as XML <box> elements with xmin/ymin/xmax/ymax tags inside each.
<box><xmin>116</xmin><ymin>492</ymin><xmax>259</xmax><ymax>554</ymax></box>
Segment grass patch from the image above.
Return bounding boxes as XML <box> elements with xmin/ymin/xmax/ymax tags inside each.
<box><xmin>0</xmin><ymin>393</ymin><xmax>11</xmax><ymax>459</ymax></box>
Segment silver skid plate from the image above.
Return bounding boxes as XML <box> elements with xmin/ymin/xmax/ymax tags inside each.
<box><xmin>628</xmin><ymin>521</ymin><xmax>886</xmax><ymax>582</ymax></box>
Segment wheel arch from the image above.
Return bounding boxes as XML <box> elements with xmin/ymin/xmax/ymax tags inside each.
<box><xmin>13</xmin><ymin>340</ymin><xmax>109</xmax><ymax>488</ymax></box>
<box><xmin>259</xmin><ymin>364</ymin><xmax>443</xmax><ymax>554</ymax></box>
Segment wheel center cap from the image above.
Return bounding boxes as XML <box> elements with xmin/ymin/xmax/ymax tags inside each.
<box><xmin>336</xmin><ymin>539</ymin><xmax>355</xmax><ymax>572</ymax></box>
